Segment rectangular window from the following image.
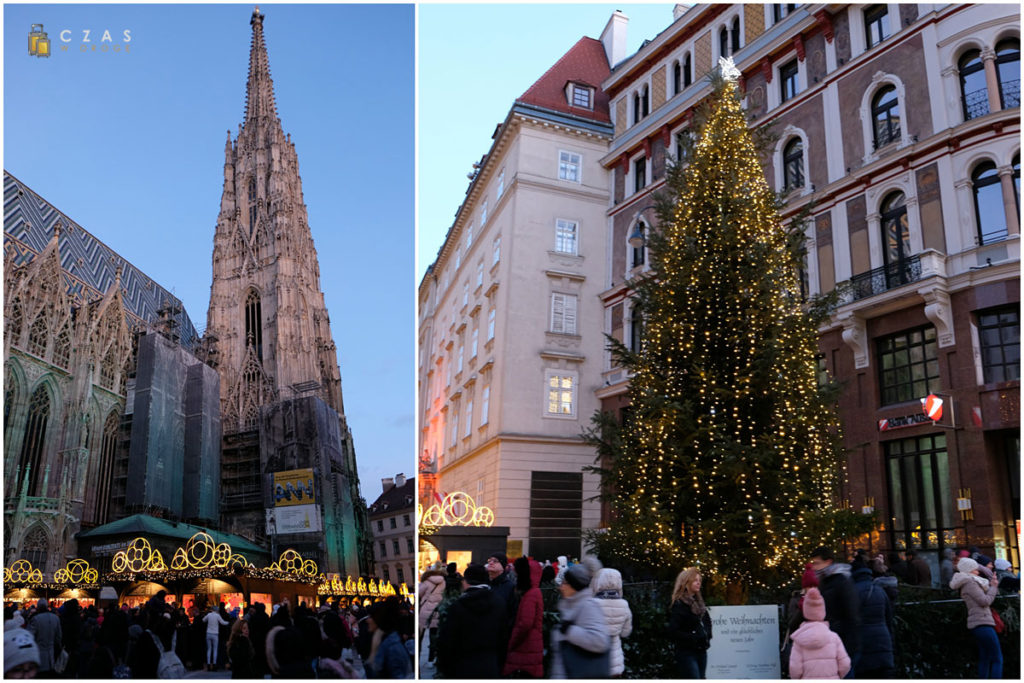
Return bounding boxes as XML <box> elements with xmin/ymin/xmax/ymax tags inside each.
<box><xmin>545</xmin><ymin>372</ymin><xmax>577</xmax><ymax>417</ymax></box>
<box><xmin>392</xmin><ymin>539</ymin><xmax>400</xmax><ymax>555</ymax></box>
<box><xmin>446</xmin><ymin>355</ymin><xmax>452</xmax><ymax>387</ymax></box>
<box><xmin>397</xmin><ymin>566</ymin><xmax>405</xmax><ymax>585</ymax></box>
<box><xmin>864</xmin><ymin>4</ymin><xmax>889</xmax><ymax>48</ymax></box>
<box><xmin>529</xmin><ymin>471</ymin><xmax>583</xmax><ymax>562</ymax></box>
<box><xmin>487</xmin><ymin>308</ymin><xmax>496</xmax><ymax>340</ymax></box>
<box><xmin>454</xmin><ymin>246</ymin><xmax>461</xmax><ymax>270</ymax></box>
<box><xmin>376</xmin><ymin>520</ymin><xmax>383</xmax><ymax>532</ymax></box>
<box><xmin>471</xmin><ymin>327</ymin><xmax>478</xmax><ymax>358</ymax></box>
<box><xmin>465</xmin><ymin>223</ymin><xmax>473</xmax><ymax>249</ymax></box>
<box><xmin>464</xmin><ymin>401</ymin><xmax>473</xmax><ymax>437</ymax></box>
<box><xmin>379</xmin><ymin>541</ymin><xmax>387</xmax><ymax>558</ymax></box>
<box><xmin>555</xmin><ymin>219</ymin><xmax>579</xmax><ymax>255</ymax></box>
<box><xmin>492</xmin><ymin>236</ymin><xmax>501</xmax><ymax>265</ymax></box>
<box><xmin>885</xmin><ymin>433</ymin><xmax>955</xmax><ymax>550</ymax></box>
<box><xmin>816</xmin><ymin>353</ymin><xmax>829</xmax><ymax>387</ymax></box>
<box><xmin>476</xmin><ymin>261</ymin><xmax>484</xmax><ymax>289</ymax></box>
<box><xmin>978</xmin><ymin>308</ymin><xmax>1020</xmax><ymax>383</ymax></box>
<box><xmin>406</xmin><ymin>537</ymin><xmax>414</xmax><ymax>554</ymax></box>
<box><xmin>389</xmin><ymin>517</ymin><xmax>397</xmax><ymax>529</ymax></box>
<box><xmin>780</xmin><ymin>59</ymin><xmax>799</xmax><ymax>102</ymax></box>
<box><xmin>481</xmin><ymin>199</ymin><xmax>488</xmax><ymax>225</ymax></box>
<box><xmin>550</xmin><ymin>293</ymin><xmax>578</xmax><ymax>335</ymax></box>
<box><xmin>450</xmin><ymin>411</ymin><xmax>458</xmax><ymax>446</ymax></box>
<box><xmin>462</xmin><ymin>282</ymin><xmax>469</xmax><ymax>307</ymax></box>
<box><xmin>481</xmin><ymin>385</ymin><xmax>490</xmax><ymax>425</ymax></box>
<box><xmin>382</xmin><ymin>565</ymin><xmax>390</xmax><ymax>582</ymax></box>
<box><xmin>457</xmin><ymin>344</ymin><xmax>463</xmax><ymax>373</ymax></box>
<box><xmin>633</xmin><ymin>157</ymin><xmax>647</xmax><ymax>193</ymax></box>
<box><xmin>497</xmin><ymin>168</ymin><xmax>505</xmax><ymax>197</ymax></box>
<box><xmin>878</xmin><ymin>326</ymin><xmax>940</xmax><ymax>405</ymax></box>
<box><xmin>559</xmin><ymin>151</ymin><xmax>582</xmax><ymax>182</ymax></box>
<box><xmin>403</xmin><ymin>514</ymin><xmax>410</xmax><ymax>526</ymax></box>
<box><xmin>572</xmin><ymin>84</ymin><xmax>593</xmax><ymax>109</ymax></box>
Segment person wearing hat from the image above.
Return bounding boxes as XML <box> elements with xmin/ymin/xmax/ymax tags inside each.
<box><xmin>551</xmin><ymin>556</ymin><xmax>609</xmax><ymax>679</ymax></box>
<box><xmin>788</xmin><ymin>587</ymin><xmax>851</xmax><ymax>679</ymax></box>
<box><xmin>485</xmin><ymin>552</ymin><xmax>518</xmax><ymax>669</ymax></box>
<box><xmin>808</xmin><ymin>547</ymin><xmax>861</xmax><ymax>671</ymax></box>
<box><xmin>26</xmin><ymin>598</ymin><xmax>62</xmax><ymax>677</ymax></box>
<box><xmin>5</xmin><ymin>627</ymin><xmax>41</xmax><ymax>678</ymax></box>
<box><xmin>993</xmin><ymin>558</ymin><xmax>1020</xmax><ymax>593</ymax></box>
<box><xmin>950</xmin><ymin>557</ymin><xmax>1002</xmax><ymax>678</ymax></box>
<box><xmin>435</xmin><ymin>562</ymin><xmax>507</xmax><ymax>679</ymax></box>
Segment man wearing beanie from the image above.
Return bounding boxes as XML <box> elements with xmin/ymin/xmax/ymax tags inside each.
<box><xmin>435</xmin><ymin>563</ymin><xmax>507</xmax><ymax>679</ymax></box>
<box><xmin>5</xmin><ymin>628</ymin><xmax>41</xmax><ymax>678</ymax></box>
<box><xmin>485</xmin><ymin>552</ymin><xmax>518</xmax><ymax>669</ymax></box>
<box><xmin>551</xmin><ymin>556</ymin><xmax>610</xmax><ymax>679</ymax></box>
<box><xmin>809</xmin><ymin>547</ymin><xmax>861</xmax><ymax>671</ymax></box>
<box><xmin>788</xmin><ymin>587</ymin><xmax>851</xmax><ymax>679</ymax></box>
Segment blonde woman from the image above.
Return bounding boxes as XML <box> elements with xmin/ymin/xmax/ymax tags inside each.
<box><xmin>667</xmin><ymin>567</ymin><xmax>712</xmax><ymax>679</ymax></box>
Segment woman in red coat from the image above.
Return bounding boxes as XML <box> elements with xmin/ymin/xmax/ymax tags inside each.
<box><xmin>503</xmin><ymin>556</ymin><xmax>544</xmax><ymax>677</ymax></box>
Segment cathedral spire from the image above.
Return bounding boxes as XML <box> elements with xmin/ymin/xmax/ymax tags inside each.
<box><xmin>244</xmin><ymin>6</ymin><xmax>278</xmax><ymax>125</ymax></box>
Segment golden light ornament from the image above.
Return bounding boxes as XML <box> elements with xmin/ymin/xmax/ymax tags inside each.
<box><xmin>111</xmin><ymin>537</ymin><xmax>165</xmax><ymax>572</ymax></box>
<box><xmin>421</xmin><ymin>491</ymin><xmax>494</xmax><ymax>527</ymax></box>
<box><xmin>6</xmin><ymin>559</ymin><xmax>42</xmax><ymax>584</ymax></box>
<box><xmin>54</xmin><ymin>559</ymin><xmax>98</xmax><ymax>584</ymax></box>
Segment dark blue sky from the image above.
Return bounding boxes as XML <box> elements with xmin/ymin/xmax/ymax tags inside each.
<box><xmin>4</xmin><ymin>3</ymin><xmax>415</xmax><ymax>497</ymax></box>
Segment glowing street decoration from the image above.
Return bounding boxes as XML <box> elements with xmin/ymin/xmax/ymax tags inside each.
<box><xmin>267</xmin><ymin>549</ymin><xmax>318</xmax><ymax>577</ymax></box>
<box><xmin>170</xmin><ymin>533</ymin><xmax>248</xmax><ymax>570</ymax></box>
<box><xmin>420</xmin><ymin>492</ymin><xmax>494</xmax><ymax>527</ymax></box>
<box><xmin>54</xmin><ymin>559</ymin><xmax>99</xmax><ymax>584</ymax></box>
<box><xmin>4</xmin><ymin>559</ymin><xmax>43</xmax><ymax>584</ymax></box>
<box><xmin>112</xmin><ymin>538</ymin><xmax>167</xmax><ymax>573</ymax></box>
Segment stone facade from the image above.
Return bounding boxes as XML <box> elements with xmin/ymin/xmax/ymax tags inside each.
<box><xmin>368</xmin><ymin>475</ymin><xmax>415</xmax><ymax>590</ymax></box>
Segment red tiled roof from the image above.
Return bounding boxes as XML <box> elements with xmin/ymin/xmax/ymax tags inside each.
<box><xmin>517</xmin><ymin>37</ymin><xmax>611</xmax><ymax>123</ymax></box>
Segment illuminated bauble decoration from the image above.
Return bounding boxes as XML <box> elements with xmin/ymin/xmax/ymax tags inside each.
<box><xmin>267</xmin><ymin>549</ymin><xmax>318</xmax><ymax>577</ymax></box>
<box><xmin>421</xmin><ymin>492</ymin><xmax>494</xmax><ymax>527</ymax></box>
<box><xmin>54</xmin><ymin>559</ymin><xmax>98</xmax><ymax>584</ymax></box>
<box><xmin>112</xmin><ymin>538</ymin><xmax>166</xmax><ymax>572</ymax></box>
<box><xmin>6</xmin><ymin>559</ymin><xmax>42</xmax><ymax>583</ymax></box>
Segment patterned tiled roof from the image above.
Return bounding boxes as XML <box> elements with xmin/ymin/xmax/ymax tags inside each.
<box><xmin>517</xmin><ymin>37</ymin><xmax>611</xmax><ymax>123</ymax></box>
<box><xmin>3</xmin><ymin>171</ymin><xmax>199</xmax><ymax>350</ymax></box>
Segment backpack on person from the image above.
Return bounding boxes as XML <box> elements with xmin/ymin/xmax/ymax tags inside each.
<box><xmin>149</xmin><ymin>631</ymin><xmax>186</xmax><ymax>679</ymax></box>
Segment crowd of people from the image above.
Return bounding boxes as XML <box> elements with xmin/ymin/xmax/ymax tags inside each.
<box><xmin>3</xmin><ymin>591</ymin><xmax>416</xmax><ymax>679</ymax></box>
<box><xmin>421</xmin><ymin>545</ymin><xmax>1018</xmax><ymax>680</ymax></box>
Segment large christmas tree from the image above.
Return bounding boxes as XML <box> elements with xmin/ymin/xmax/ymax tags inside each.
<box><xmin>588</xmin><ymin>61</ymin><xmax>862</xmax><ymax>595</ymax></box>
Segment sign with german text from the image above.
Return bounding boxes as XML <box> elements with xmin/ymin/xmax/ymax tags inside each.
<box><xmin>878</xmin><ymin>413</ymin><xmax>932</xmax><ymax>432</ymax></box>
<box><xmin>706</xmin><ymin>605</ymin><xmax>780</xmax><ymax>679</ymax></box>
<box><xmin>273</xmin><ymin>468</ymin><xmax>316</xmax><ymax>507</ymax></box>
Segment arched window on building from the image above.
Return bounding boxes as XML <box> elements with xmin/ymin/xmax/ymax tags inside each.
<box><xmin>871</xmin><ymin>86</ymin><xmax>900</xmax><ymax>150</ymax></box>
<box><xmin>7</xmin><ymin>298</ymin><xmax>23</xmax><ymax>347</ymax></box>
<box><xmin>684</xmin><ymin>54</ymin><xmax>693</xmax><ymax>88</ymax></box>
<box><xmin>100</xmin><ymin>346</ymin><xmax>118</xmax><ymax>390</ymax></box>
<box><xmin>731</xmin><ymin>16</ymin><xmax>741</xmax><ymax>54</ymax></box>
<box><xmin>641</xmin><ymin>85</ymin><xmax>649</xmax><ymax>118</ymax></box>
<box><xmin>27</xmin><ymin>313</ymin><xmax>47</xmax><ymax>358</ymax></box>
<box><xmin>996</xmin><ymin>38</ymin><xmax>1020</xmax><ymax>109</ymax></box>
<box><xmin>92</xmin><ymin>411</ymin><xmax>120</xmax><ymax>525</ymax></box>
<box><xmin>719</xmin><ymin>26</ymin><xmax>729</xmax><ymax>58</ymax></box>
<box><xmin>972</xmin><ymin>161</ymin><xmax>1008</xmax><ymax>244</ymax></box>
<box><xmin>21</xmin><ymin>527</ymin><xmax>49</xmax><ymax>574</ymax></box>
<box><xmin>959</xmin><ymin>49</ymin><xmax>988</xmax><ymax>120</ymax></box>
<box><xmin>880</xmin><ymin>192</ymin><xmax>911</xmax><ymax>288</ymax></box>
<box><xmin>53</xmin><ymin>322</ymin><xmax>71</xmax><ymax>369</ymax></box>
<box><xmin>18</xmin><ymin>385</ymin><xmax>50</xmax><ymax>496</ymax></box>
<box><xmin>783</xmin><ymin>138</ymin><xmax>805</xmax><ymax>191</ymax></box>
<box><xmin>630</xmin><ymin>220</ymin><xmax>646</xmax><ymax>269</ymax></box>
<box><xmin>248</xmin><ymin>177</ymin><xmax>257</xmax><ymax>236</ymax></box>
<box><xmin>672</xmin><ymin>60</ymin><xmax>681</xmax><ymax>95</ymax></box>
<box><xmin>1013</xmin><ymin>153</ymin><xmax>1020</xmax><ymax>209</ymax></box>
<box><xmin>245</xmin><ymin>289</ymin><xmax>263</xmax><ymax>362</ymax></box>
<box><xmin>629</xmin><ymin>305</ymin><xmax>642</xmax><ymax>354</ymax></box>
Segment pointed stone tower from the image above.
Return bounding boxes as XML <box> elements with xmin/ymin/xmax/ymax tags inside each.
<box><xmin>206</xmin><ymin>7</ymin><xmax>370</xmax><ymax>575</ymax></box>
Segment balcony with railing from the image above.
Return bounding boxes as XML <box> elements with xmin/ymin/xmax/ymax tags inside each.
<box><xmin>963</xmin><ymin>88</ymin><xmax>990</xmax><ymax>120</ymax></box>
<box><xmin>843</xmin><ymin>255</ymin><xmax>922</xmax><ymax>304</ymax></box>
<box><xmin>1000</xmin><ymin>79</ymin><xmax>1020</xmax><ymax>109</ymax></box>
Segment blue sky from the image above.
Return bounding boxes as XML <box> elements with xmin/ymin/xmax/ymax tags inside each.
<box><xmin>418</xmin><ymin>3</ymin><xmax>682</xmax><ymax>277</ymax></box>
<box><xmin>3</xmin><ymin>3</ymin><xmax>415</xmax><ymax>500</ymax></box>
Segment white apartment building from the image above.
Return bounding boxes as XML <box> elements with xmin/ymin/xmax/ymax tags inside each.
<box><xmin>418</xmin><ymin>16</ymin><xmax>631</xmax><ymax>562</ymax></box>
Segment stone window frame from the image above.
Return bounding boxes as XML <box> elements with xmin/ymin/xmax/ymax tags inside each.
<box><xmin>773</xmin><ymin>125</ymin><xmax>811</xmax><ymax>197</ymax></box>
<box><xmin>542</xmin><ymin>368</ymin><xmax>579</xmax><ymax>420</ymax></box>
<box><xmin>554</xmin><ymin>217</ymin><xmax>580</xmax><ymax>256</ymax></box>
<box><xmin>859</xmin><ymin>72</ymin><xmax>913</xmax><ymax>166</ymax></box>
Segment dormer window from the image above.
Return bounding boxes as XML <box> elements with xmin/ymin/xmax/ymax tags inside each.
<box><xmin>570</xmin><ymin>83</ymin><xmax>593</xmax><ymax>109</ymax></box>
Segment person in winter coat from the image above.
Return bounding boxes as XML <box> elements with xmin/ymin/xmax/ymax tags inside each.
<box><xmin>591</xmin><ymin>567</ymin><xmax>633</xmax><ymax>677</ymax></box>
<box><xmin>550</xmin><ymin>557</ymin><xmax>610</xmax><ymax>679</ymax></box>
<box><xmin>503</xmin><ymin>557</ymin><xmax>544</xmax><ymax>677</ymax></box>
<box><xmin>366</xmin><ymin>598</ymin><xmax>412</xmax><ymax>679</ymax></box>
<box><xmin>227</xmin><ymin>618</ymin><xmax>255</xmax><ymax>679</ymax></box>
<box><xmin>850</xmin><ymin>562</ymin><xmax>894</xmax><ymax>678</ymax></box>
<box><xmin>668</xmin><ymin>567</ymin><xmax>712</xmax><ymax>679</ymax></box>
<box><xmin>905</xmin><ymin>549</ymin><xmax>932</xmax><ymax>587</ymax></box>
<box><xmin>418</xmin><ymin>564</ymin><xmax>446</xmax><ymax>662</ymax></box>
<box><xmin>203</xmin><ymin>605</ymin><xmax>230</xmax><ymax>671</ymax></box>
<box><xmin>436</xmin><ymin>563</ymin><xmax>507</xmax><ymax>679</ymax></box>
<box><xmin>789</xmin><ymin>587</ymin><xmax>851</xmax><ymax>679</ymax></box>
<box><xmin>940</xmin><ymin>548</ymin><xmax>956</xmax><ymax>588</ymax></box>
<box><xmin>810</xmin><ymin>547</ymin><xmax>861</xmax><ymax>670</ymax></box>
<box><xmin>555</xmin><ymin>556</ymin><xmax>569</xmax><ymax>586</ymax></box>
<box><xmin>950</xmin><ymin>557</ymin><xmax>1003</xmax><ymax>678</ymax></box>
<box><xmin>26</xmin><ymin>598</ymin><xmax>62</xmax><ymax>676</ymax></box>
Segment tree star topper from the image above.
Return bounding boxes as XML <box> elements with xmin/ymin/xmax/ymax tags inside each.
<box><xmin>718</xmin><ymin>56</ymin><xmax>740</xmax><ymax>81</ymax></box>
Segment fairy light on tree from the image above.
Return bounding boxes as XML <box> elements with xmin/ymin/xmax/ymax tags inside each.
<box><xmin>586</xmin><ymin>58</ymin><xmax>869</xmax><ymax>600</ymax></box>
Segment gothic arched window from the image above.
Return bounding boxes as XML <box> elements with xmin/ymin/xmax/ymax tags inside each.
<box><xmin>958</xmin><ymin>49</ymin><xmax>988</xmax><ymax>120</ymax></box>
<box><xmin>7</xmin><ymin>298</ymin><xmax>23</xmax><ymax>347</ymax></box>
<box><xmin>245</xmin><ymin>289</ymin><xmax>263</xmax><ymax>362</ymax></box>
<box><xmin>783</xmin><ymin>138</ymin><xmax>805</xmax><ymax>190</ymax></box>
<box><xmin>4</xmin><ymin>367</ymin><xmax>17</xmax><ymax>453</ymax></box>
<box><xmin>21</xmin><ymin>526</ymin><xmax>48</xmax><ymax>573</ymax></box>
<box><xmin>92</xmin><ymin>411</ymin><xmax>120</xmax><ymax>525</ymax></box>
<box><xmin>53</xmin><ymin>322</ymin><xmax>71</xmax><ymax>369</ymax></box>
<box><xmin>27</xmin><ymin>313</ymin><xmax>47</xmax><ymax>358</ymax></box>
<box><xmin>972</xmin><ymin>161</ymin><xmax>1008</xmax><ymax>244</ymax></box>
<box><xmin>18</xmin><ymin>385</ymin><xmax>50</xmax><ymax>496</ymax></box>
<box><xmin>100</xmin><ymin>346</ymin><xmax>118</xmax><ymax>390</ymax></box>
<box><xmin>248</xmin><ymin>177</ymin><xmax>258</xmax><ymax>236</ymax></box>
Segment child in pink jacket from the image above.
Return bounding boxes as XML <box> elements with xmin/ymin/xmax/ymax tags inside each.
<box><xmin>788</xmin><ymin>587</ymin><xmax>851</xmax><ymax>679</ymax></box>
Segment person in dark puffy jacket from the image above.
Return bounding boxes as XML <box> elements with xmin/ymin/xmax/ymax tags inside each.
<box><xmin>810</xmin><ymin>547</ymin><xmax>861</xmax><ymax>673</ymax></box>
<box><xmin>436</xmin><ymin>563</ymin><xmax>508</xmax><ymax>678</ymax></box>
<box><xmin>503</xmin><ymin>557</ymin><xmax>544</xmax><ymax>677</ymax></box>
<box><xmin>851</xmin><ymin>562</ymin><xmax>894</xmax><ymax>678</ymax></box>
<box><xmin>667</xmin><ymin>567</ymin><xmax>712</xmax><ymax>679</ymax></box>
